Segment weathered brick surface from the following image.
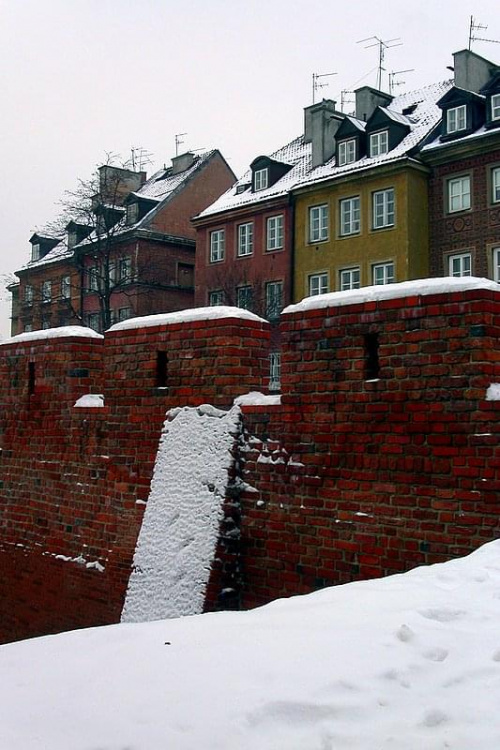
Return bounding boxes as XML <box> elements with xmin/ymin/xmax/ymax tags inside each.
<box><xmin>0</xmin><ymin>288</ymin><xmax>499</xmax><ymax>643</ymax></box>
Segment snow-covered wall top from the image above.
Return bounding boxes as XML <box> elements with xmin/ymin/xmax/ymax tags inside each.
<box><xmin>1</xmin><ymin>325</ymin><xmax>104</xmax><ymax>345</ymax></box>
<box><xmin>108</xmin><ymin>306</ymin><xmax>266</xmax><ymax>333</ymax></box>
<box><xmin>284</xmin><ymin>277</ymin><xmax>499</xmax><ymax>315</ymax></box>
<box><xmin>121</xmin><ymin>404</ymin><xmax>242</xmax><ymax>623</ymax></box>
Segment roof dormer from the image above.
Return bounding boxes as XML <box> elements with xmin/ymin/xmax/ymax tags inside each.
<box><xmin>249</xmin><ymin>156</ymin><xmax>292</xmax><ymax>193</ymax></box>
<box><xmin>437</xmin><ymin>87</ymin><xmax>485</xmax><ymax>141</ymax></box>
<box><xmin>480</xmin><ymin>71</ymin><xmax>500</xmax><ymax>129</ymax></box>
<box><xmin>365</xmin><ymin>107</ymin><xmax>411</xmax><ymax>156</ymax></box>
<box><xmin>65</xmin><ymin>221</ymin><xmax>92</xmax><ymax>249</ymax></box>
<box><xmin>29</xmin><ymin>233</ymin><xmax>60</xmax><ymax>262</ymax></box>
<box><xmin>123</xmin><ymin>193</ymin><xmax>159</xmax><ymax>226</ymax></box>
<box><xmin>335</xmin><ymin>116</ymin><xmax>367</xmax><ymax>165</ymax></box>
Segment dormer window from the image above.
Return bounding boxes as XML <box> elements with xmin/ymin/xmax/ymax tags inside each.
<box><xmin>254</xmin><ymin>168</ymin><xmax>269</xmax><ymax>191</ymax></box>
<box><xmin>126</xmin><ymin>202</ymin><xmax>139</xmax><ymax>225</ymax></box>
<box><xmin>31</xmin><ymin>243</ymin><xmax>41</xmax><ymax>261</ymax></box>
<box><xmin>369</xmin><ymin>130</ymin><xmax>388</xmax><ymax>157</ymax></box>
<box><xmin>447</xmin><ymin>105</ymin><xmax>467</xmax><ymax>134</ymax></box>
<box><xmin>492</xmin><ymin>94</ymin><xmax>500</xmax><ymax>121</ymax></box>
<box><xmin>338</xmin><ymin>139</ymin><xmax>356</xmax><ymax>166</ymax></box>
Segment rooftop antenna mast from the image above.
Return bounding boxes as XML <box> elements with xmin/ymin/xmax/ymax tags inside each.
<box><xmin>175</xmin><ymin>132</ymin><xmax>187</xmax><ymax>156</ymax></box>
<box><xmin>357</xmin><ymin>36</ymin><xmax>402</xmax><ymax>90</ymax></box>
<box><xmin>340</xmin><ymin>89</ymin><xmax>354</xmax><ymax>113</ymax></box>
<box><xmin>468</xmin><ymin>16</ymin><xmax>500</xmax><ymax>49</ymax></box>
<box><xmin>388</xmin><ymin>68</ymin><xmax>414</xmax><ymax>94</ymax></box>
<box><xmin>312</xmin><ymin>71</ymin><xmax>337</xmax><ymax>104</ymax></box>
<box><xmin>129</xmin><ymin>146</ymin><xmax>153</xmax><ymax>171</ymax></box>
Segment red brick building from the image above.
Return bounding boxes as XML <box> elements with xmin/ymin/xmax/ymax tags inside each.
<box><xmin>421</xmin><ymin>49</ymin><xmax>500</xmax><ymax>281</ymax></box>
<box><xmin>12</xmin><ymin>151</ymin><xmax>235</xmax><ymax>335</ymax></box>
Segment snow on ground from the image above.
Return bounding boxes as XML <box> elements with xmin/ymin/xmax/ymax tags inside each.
<box><xmin>2</xmin><ymin>541</ymin><xmax>500</xmax><ymax>749</ymax></box>
<box><xmin>121</xmin><ymin>404</ymin><xmax>241</xmax><ymax>623</ymax></box>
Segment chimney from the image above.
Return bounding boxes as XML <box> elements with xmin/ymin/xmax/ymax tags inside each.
<box><xmin>453</xmin><ymin>49</ymin><xmax>498</xmax><ymax>93</ymax></box>
<box><xmin>354</xmin><ymin>86</ymin><xmax>393</xmax><ymax>122</ymax></box>
<box><xmin>171</xmin><ymin>152</ymin><xmax>196</xmax><ymax>174</ymax></box>
<box><xmin>304</xmin><ymin>99</ymin><xmax>344</xmax><ymax>168</ymax></box>
<box><xmin>98</xmin><ymin>166</ymin><xmax>147</xmax><ymax>206</ymax></box>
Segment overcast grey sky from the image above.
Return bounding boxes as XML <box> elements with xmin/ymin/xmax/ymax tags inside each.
<box><xmin>1</xmin><ymin>0</ymin><xmax>499</xmax><ymax>337</ymax></box>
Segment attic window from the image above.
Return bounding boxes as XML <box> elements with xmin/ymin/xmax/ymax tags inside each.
<box><xmin>369</xmin><ymin>130</ymin><xmax>388</xmax><ymax>157</ymax></box>
<box><xmin>236</xmin><ymin>183</ymin><xmax>250</xmax><ymax>195</ymax></box>
<box><xmin>338</xmin><ymin>139</ymin><xmax>356</xmax><ymax>166</ymax></box>
<box><xmin>402</xmin><ymin>103</ymin><xmax>418</xmax><ymax>116</ymax></box>
<box><xmin>127</xmin><ymin>202</ymin><xmax>139</xmax><ymax>225</ymax></box>
<box><xmin>492</xmin><ymin>94</ymin><xmax>500</xmax><ymax>121</ymax></box>
<box><xmin>31</xmin><ymin>243</ymin><xmax>41</xmax><ymax>261</ymax></box>
<box><xmin>254</xmin><ymin>168</ymin><xmax>269</xmax><ymax>191</ymax></box>
<box><xmin>446</xmin><ymin>105</ymin><xmax>467</xmax><ymax>134</ymax></box>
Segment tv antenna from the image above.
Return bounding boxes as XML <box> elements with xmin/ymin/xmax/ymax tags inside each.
<box><xmin>312</xmin><ymin>71</ymin><xmax>337</xmax><ymax>104</ymax></box>
<box><xmin>357</xmin><ymin>36</ymin><xmax>403</xmax><ymax>90</ymax></box>
<box><xmin>175</xmin><ymin>132</ymin><xmax>187</xmax><ymax>156</ymax></box>
<box><xmin>128</xmin><ymin>146</ymin><xmax>153</xmax><ymax>171</ymax></box>
<box><xmin>468</xmin><ymin>16</ymin><xmax>500</xmax><ymax>49</ymax></box>
<box><xmin>340</xmin><ymin>89</ymin><xmax>354</xmax><ymax>113</ymax></box>
<box><xmin>389</xmin><ymin>68</ymin><xmax>414</xmax><ymax>94</ymax></box>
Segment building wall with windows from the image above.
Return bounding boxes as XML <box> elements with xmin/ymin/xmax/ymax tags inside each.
<box><xmin>292</xmin><ymin>164</ymin><xmax>429</xmax><ymax>300</ymax></box>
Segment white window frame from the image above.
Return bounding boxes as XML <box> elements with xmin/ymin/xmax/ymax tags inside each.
<box><xmin>372</xmin><ymin>188</ymin><xmax>395</xmax><ymax>229</ymax></box>
<box><xmin>447</xmin><ymin>104</ymin><xmax>467</xmax><ymax>133</ymax></box>
<box><xmin>254</xmin><ymin>168</ymin><xmax>269</xmax><ymax>191</ymax></box>
<box><xmin>119</xmin><ymin>257</ymin><xmax>132</xmax><ymax>283</ymax></box>
<box><xmin>492</xmin><ymin>247</ymin><xmax>500</xmax><ymax>283</ymax></box>
<box><xmin>448</xmin><ymin>253</ymin><xmax>472</xmax><ymax>277</ymax></box>
<box><xmin>308</xmin><ymin>272</ymin><xmax>328</xmax><ymax>297</ymax></box>
<box><xmin>41</xmin><ymin>280</ymin><xmax>52</xmax><ymax>303</ymax></box>
<box><xmin>31</xmin><ymin>243</ymin><xmax>41</xmax><ymax>262</ymax></box>
<box><xmin>338</xmin><ymin>138</ymin><xmax>356</xmax><ymax>166</ymax></box>
<box><xmin>61</xmin><ymin>275</ymin><xmax>71</xmax><ymax>299</ymax></box>
<box><xmin>209</xmin><ymin>290</ymin><xmax>225</xmax><ymax>306</ymax></box>
<box><xmin>372</xmin><ymin>262</ymin><xmax>395</xmax><ymax>285</ymax></box>
<box><xmin>492</xmin><ymin>167</ymin><xmax>500</xmax><ymax>204</ymax></box>
<box><xmin>265</xmin><ymin>280</ymin><xmax>283</xmax><ymax>320</ymax></box>
<box><xmin>126</xmin><ymin>202</ymin><xmax>139</xmax><ymax>225</ymax></box>
<box><xmin>210</xmin><ymin>229</ymin><xmax>225</xmax><ymax>263</ymax></box>
<box><xmin>339</xmin><ymin>267</ymin><xmax>360</xmax><ymax>291</ymax></box>
<box><xmin>266</xmin><ymin>215</ymin><xmax>284</xmax><ymax>251</ymax></box>
<box><xmin>269</xmin><ymin>352</ymin><xmax>281</xmax><ymax>391</ymax></box>
<box><xmin>448</xmin><ymin>176</ymin><xmax>471</xmax><ymax>213</ymax></box>
<box><xmin>24</xmin><ymin>284</ymin><xmax>33</xmax><ymax>306</ymax></box>
<box><xmin>369</xmin><ymin>130</ymin><xmax>389</xmax><ymax>157</ymax></box>
<box><xmin>491</xmin><ymin>94</ymin><xmax>500</xmax><ymax>121</ymax></box>
<box><xmin>88</xmin><ymin>265</ymin><xmax>99</xmax><ymax>292</ymax></box>
<box><xmin>339</xmin><ymin>196</ymin><xmax>361</xmax><ymax>236</ymax></box>
<box><xmin>308</xmin><ymin>205</ymin><xmax>329</xmax><ymax>243</ymax></box>
<box><xmin>236</xmin><ymin>285</ymin><xmax>253</xmax><ymax>310</ymax></box>
<box><xmin>237</xmin><ymin>222</ymin><xmax>253</xmax><ymax>256</ymax></box>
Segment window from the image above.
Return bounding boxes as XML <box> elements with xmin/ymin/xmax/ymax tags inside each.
<box><xmin>41</xmin><ymin>280</ymin><xmax>52</xmax><ymax>303</ymax></box>
<box><xmin>269</xmin><ymin>352</ymin><xmax>281</xmax><ymax>391</ymax></box>
<box><xmin>308</xmin><ymin>273</ymin><xmax>328</xmax><ymax>296</ymax></box>
<box><xmin>446</xmin><ymin>105</ymin><xmax>467</xmax><ymax>133</ymax></box>
<box><xmin>254</xmin><ymin>168</ymin><xmax>269</xmax><ymax>191</ymax></box>
<box><xmin>209</xmin><ymin>290</ymin><xmax>225</xmax><ymax>306</ymax></box>
<box><xmin>372</xmin><ymin>262</ymin><xmax>395</xmax><ymax>285</ymax></box>
<box><xmin>369</xmin><ymin>130</ymin><xmax>389</xmax><ymax>157</ymax></box>
<box><xmin>119</xmin><ymin>257</ymin><xmax>132</xmax><ymax>283</ymax></box>
<box><xmin>492</xmin><ymin>247</ymin><xmax>500</xmax><ymax>282</ymax></box>
<box><xmin>265</xmin><ymin>281</ymin><xmax>283</xmax><ymax>320</ymax></box>
<box><xmin>339</xmin><ymin>267</ymin><xmax>360</xmax><ymax>290</ymax></box>
<box><xmin>86</xmin><ymin>313</ymin><xmax>101</xmax><ymax>332</ymax></box>
<box><xmin>236</xmin><ymin>285</ymin><xmax>253</xmax><ymax>310</ymax></box>
<box><xmin>118</xmin><ymin>307</ymin><xmax>132</xmax><ymax>321</ymax></box>
<box><xmin>88</xmin><ymin>265</ymin><xmax>99</xmax><ymax>292</ymax></box>
<box><xmin>448</xmin><ymin>253</ymin><xmax>471</xmax><ymax>277</ymax></box>
<box><xmin>24</xmin><ymin>323</ymin><xmax>33</xmax><ymax>333</ymax></box>
<box><xmin>267</xmin><ymin>215</ymin><xmax>284</xmax><ymax>251</ymax></box>
<box><xmin>177</xmin><ymin>263</ymin><xmax>194</xmax><ymax>287</ymax></box>
<box><xmin>31</xmin><ymin>243</ymin><xmax>41</xmax><ymax>262</ymax></box>
<box><xmin>308</xmin><ymin>205</ymin><xmax>328</xmax><ymax>243</ymax></box>
<box><xmin>61</xmin><ymin>275</ymin><xmax>71</xmax><ymax>299</ymax></box>
<box><xmin>126</xmin><ymin>202</ymin><xmax>139</xmax><ymax>225</ymax></box>
<box><xmin>237</xmin><ymin>223</ymin><xmax>253</xmax><ymax>256</ymax></box>
<box><xmin>210</xmin><ymin>229</ymin><xmax>225</xmax><ymax>262</ymax></box>
<box><xmin>339</xmin><ymin>196</ymin><xmax>360</xmax><ymax>236</ymax></box>
<box><xmin>24</xmin><ymin>285</ymin><xmax>33</xmax><ymax>306</ymax></box>
<box><xmin>448</xmin><ymin>176</ymin><xmax>471</xmax><ymax>213</ymax></box>
<box><xmin>491</xmin><ymin>94</ymin><xmax>500</xmax><ymax>121</ymax></box>
<box><xmin>67</xmin><ymin>231</ymin><xmax>77</xmax><ymax>249</ymax></box>
<box><xmin>338</xmin><ymin>139</ymin><xmax>356</xmax><ymax>166</ymax></box>
<box><xmin>41</xmin><ymin>318</ymin><xmax>51</xmax><ymax>330</ymax></box>
<box><xmin>372</xmin><ymin>188</ymin><xmax>395</xmax><ymax>229</ymax></box>
<box><xmin>492</xmin><ymin>167</ymin><xmax>500</xmax><ymax>203</ymax></box>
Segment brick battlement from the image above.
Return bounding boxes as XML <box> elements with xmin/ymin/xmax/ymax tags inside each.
<box><xmin>0</xmin><ymin>284</ymin><xmax>499</xmax><ymax>642</ymax></box>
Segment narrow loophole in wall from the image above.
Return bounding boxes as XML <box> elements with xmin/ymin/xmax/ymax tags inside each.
<box><xmin>364</xmin><ymin>333</ymin><xmax>380</xmax><ymax>380</ymax></box>
<box><xmin>28</xmin><ymin>361</ymin><xmax>36</xmax><ymax>395</ymax></box>
<box><xmin>156</xmin><ymin>351</ymin><xmax>168</xmax><ymax>387</ymax></box>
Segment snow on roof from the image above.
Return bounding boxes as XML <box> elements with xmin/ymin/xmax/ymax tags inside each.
<box><xmin>2</xmin><ymin>540</ymin><xmax>500</xmax><ymax>749</ymax></box>
<box><xmin>20</xmin><ymin>238</ymin><xmax>73</xmax><ymax>271</ymax></box>
<box><xmin>1</xmin><ymin>325</ymin><xmax>104</xmax><ymax>345</ymax></box>
<box><xmin>378</xmin><ymin>105</ymin><xmax>413</xmax><ymax>126</ymax></box>
<box><xmin>284</xmin><ymin>277</ymin><xmax>499</xmax><ymax>315</ymax></box>
<box><xmin>107</xmin><ymin>305</ymin><xmax>266</xmax><ymax>333</ymax></box>
<box><xmin>137</xmin><ymin>151</ymin><xmax>217</xmax><ymax>202</ymax></box>
<box><xmin>122</xmin><ymin>404</ymin><xmax>241</xmax><ymax>622</ymax></box>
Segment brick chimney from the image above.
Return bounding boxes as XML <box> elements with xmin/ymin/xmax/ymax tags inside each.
<box><xmin>354</xmin><ymin>86</ymin><xmax>393</xmax><ymax>122</ymax></box>
<box><xmin>304</xmin><ymin>100</ymin><xmax>344</xmax><ymax>168</ymax></box>
<box><xmin>452</xmin><ymin>49</ymin><xmax>498</xmax><ymax>93</ymax></box>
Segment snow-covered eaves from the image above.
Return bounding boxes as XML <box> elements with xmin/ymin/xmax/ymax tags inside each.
<box><xmin>284</xmin><ymin>277</ymin><xmax>499</xmax><ymax>315</ymax></box>
<box><xmin>107</xmin><ymin>305</ymin><xmax>266</xmax><ymax>333</ymax></box>
<box><xmin>18</xmin><ymin>239</ymin><xmax>73</xmax><ymax>273</ymax></box>
<box><xmin>1</xmin><ymin>325</ymin><xmax>104</xmax><ymax>345</ymax></box>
